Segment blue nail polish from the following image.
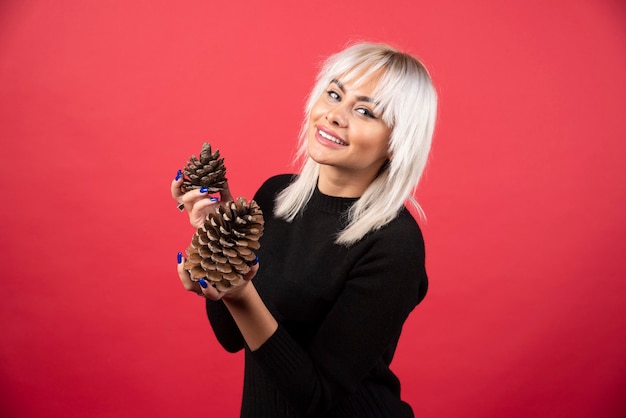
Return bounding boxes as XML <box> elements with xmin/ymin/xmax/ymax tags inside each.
<box><xmin>198</xmin><ymin>278</ymin><xmax>208</xmax><ymax>289</ymax></box>
<box><xmin>177</xmin><ymin>252</ymin><xmax>182</xmax><ymax>264</ymax></box>
<box><xmin>199</xmin><ymin>187</ymin><xmax>209</xmax><ymax>193</ymax></box>
<box><xmin>210</xmin><ymin>197</ymin><xmax>219</xmax><ymax>202</ymax></box>
<box><xmin>252</xmin><ymin>255</ymin><xmax>259</xmax><ymax>266</ymax></box>
<box><xmin>175</xmin><ymin>170</ymin><xmax>182</xmax><ymax>181</ymax></box>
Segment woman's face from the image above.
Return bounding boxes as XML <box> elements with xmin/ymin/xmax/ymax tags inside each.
<box><xmin>307</xmin><ymin>71</ymin><xmax>392</xmax><ymax>191</ymax></box>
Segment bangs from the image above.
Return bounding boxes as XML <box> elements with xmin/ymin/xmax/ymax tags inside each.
<box><xmin>371</xmin><ymin>54</ymin><xmax>427</xmax><ymax>129</ymax></box>
<box><xmin>318</xmin><ymin>48</ymin><xmax>425</xmax><ymax>129</ymax></box>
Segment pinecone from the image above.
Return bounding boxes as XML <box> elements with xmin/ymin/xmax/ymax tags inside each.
<box><xmin>185</xmin><ymin>197</ymin><xmax>264</xmax><ymax>291</ymax></box>
<box><xmin>182</xmin><ymin>142</ymin><xmax>227</xmax><ymax>193</ymax></box>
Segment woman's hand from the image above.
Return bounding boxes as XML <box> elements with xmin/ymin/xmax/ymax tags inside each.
<box><xmin>171</xmin><ymin>170</ymin><xmax>235</xmax><ymax>229</ymax></box>
<box><xmin>177</xmin><ymin>251</ymin><xmax>259</xmax><ymax>301</ymax></box>
<box><xmin>178</xmin><ymin>251</ymin><xmax>275</xmax><ymax>351</ymax></box>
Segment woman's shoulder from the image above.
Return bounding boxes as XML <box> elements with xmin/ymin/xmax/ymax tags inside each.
<box><xmin>366</xmin><ymin>208</ymin><xmax>426</xmax><ymax>256</ymax></box>
<box><xmin>259</xmin><ymin>174</ymin><xmax>296</xmax><ymax>192</ymax></box>
<box><xmin>255</xmin><ymin>174</ymin><xmax>296</xmax><ymax>198</ymax></box>
<box><xmin>253</xmin><ymin>174</ymin><xmax>296</xmax><ymax>212</ymax></box>
<box><xmin>385</xmin><ymin>208</ymin><xmax>424</xmax><ymax>238</ymax></box>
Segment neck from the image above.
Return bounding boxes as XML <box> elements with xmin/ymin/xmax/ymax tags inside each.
<box><xmin>317</xmin><ymin>165</ymin><xmax>378</xmax><ymax>198</ymax></box>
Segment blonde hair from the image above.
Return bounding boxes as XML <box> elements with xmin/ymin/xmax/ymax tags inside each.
<box><xmin>274</xmin><ymin>42</ymin><xmax>438</xmax><ymax>245</ymax></box>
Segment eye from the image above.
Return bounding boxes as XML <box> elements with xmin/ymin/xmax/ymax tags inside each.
<box><xmin>327</xmin><ymin>90</ymin><xmax>341</xmax><ymax>101</ymax></box>
<box><xmin>356</xmin><ymin>107</ymin><xmax>377</xmax><ymax>119</ymax></box>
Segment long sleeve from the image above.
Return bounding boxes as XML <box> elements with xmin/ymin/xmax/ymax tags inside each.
<box><xmin>205</xmin><ymin>298</ymin><xmax>244</xmax><ymax>353</ymax></box>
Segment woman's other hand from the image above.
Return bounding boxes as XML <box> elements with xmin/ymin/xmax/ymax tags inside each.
<box><xmin>171</xmin><ymin>170</ymin><xmax>235</xmax><ymax>229</ymax></box>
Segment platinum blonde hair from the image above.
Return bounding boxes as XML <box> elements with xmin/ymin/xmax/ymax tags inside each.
<box><xmin>274</xmin><ymin>42</ymin><xmax>438</xmax><ymax>245</ymax></box>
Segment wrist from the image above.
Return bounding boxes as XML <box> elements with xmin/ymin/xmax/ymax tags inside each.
<box><xmin>221</xmin><ymin>280</ymin><xmax>253</xmax><ymax>304</ymax></box>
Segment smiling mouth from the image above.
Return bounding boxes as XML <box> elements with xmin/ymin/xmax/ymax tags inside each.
<box><xmin>318</xmin><ymin>129</ymin><xmax>348</xmax><ymax>146</ymax></box>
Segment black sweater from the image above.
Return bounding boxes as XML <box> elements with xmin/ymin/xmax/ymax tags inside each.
<box><xmin>206</xmin><ymin>174</ymin><xmax>428</xmax><ymax>417</ymax></box>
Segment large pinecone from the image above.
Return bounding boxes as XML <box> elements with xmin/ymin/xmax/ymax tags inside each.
<box><xmin>182</xmin><ymin>142</ymin><xmax>227</xmax><ymax>193</ymax></box>
<box><xmin>185</xmin><ymin>197</ymin><xmax>264</xmax><ymax>291</ymax></box>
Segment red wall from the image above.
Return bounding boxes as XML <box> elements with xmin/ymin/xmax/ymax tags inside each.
<box><xmin>1</xmin><ymin>1</ymin><xmax>625</xmax><ymax>417</ymax></box>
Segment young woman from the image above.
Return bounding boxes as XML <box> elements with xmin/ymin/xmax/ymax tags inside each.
<box><xmin>172</xmin><ymin>42</ymin><xmax>437</xmax><ymax>417</ymax></box>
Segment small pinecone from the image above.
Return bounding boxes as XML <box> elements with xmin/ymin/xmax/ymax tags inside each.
<box><xmin>182</xmin><ymin>142</ymin><xmax>227</xmax><ymax>193</ymax></box>
<box><xmin>185</xmin><ymin>198</ymin><xmax>264</xmax><ymax>291</ymax></box>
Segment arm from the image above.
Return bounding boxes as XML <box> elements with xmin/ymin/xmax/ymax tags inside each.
<box><xmin>221</xmin><ymin>283</ymin><xmax>278</xmax><ymax>351</ymax></box>
<box><xmin>205</xmin><ymin>299</ymin><xmax>245</xmax><ymax>353</ymax></box>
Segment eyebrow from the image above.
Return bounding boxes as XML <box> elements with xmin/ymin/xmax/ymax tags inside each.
<box><xmin>330</xmin><ymin>79</ymin><xmax>379</xmax><ymax>105</ymax></box>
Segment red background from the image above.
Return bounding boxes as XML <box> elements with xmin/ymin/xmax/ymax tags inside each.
<box><xmin>1</xmin><ymin>1</ymin><xmax>625</xmax><ymax>417</ymax></box>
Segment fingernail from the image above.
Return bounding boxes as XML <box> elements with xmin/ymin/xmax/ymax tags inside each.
<box><xmin>199</xmin><ymin>187</ymin><xmax>209</xmax><ymax>193</ymax></box>
<box><xmin>251</xmin><ymin>255</ymin><xmax>259</xmax><ymax>266</ymax></box>
<box><xmin>198</xmin><ymin>278</ymin><xmax>208</xmax><ymax>289</ymax></box>
<box><xmin>177</xmin><ymin>252</ymin><xmax>182</xmax><ymax>264</ymax></box>
<box><xmin>175</xmin><ymin>170</ymin><xmax>182</xmax><ymax>181</ymax></box>
<box><xmin>210</xmin><ymin>197</ymin><xmax>219</xmax><ymax>202</ymax></box>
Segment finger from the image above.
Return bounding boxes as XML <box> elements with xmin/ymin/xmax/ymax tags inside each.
<box><xmin>180</xmin><ymin>188</ymin><xmax>213</xmax><ymax>205</ymax></box>
<box><xmin>177</xmin><ymin>252</ymin><xmax>202</xmax><ymax>294</ymax></box>
<box><xmin>197</xmin><ymin>278</ymin><xmax>224</xmax><ymax>301</ymax></box>
<box><xmin>178</xmin><ymin>252</ymin><xmax>224</xmax><ymax>299</ymax></box>
<box><xmin>178</xmin><ymin>188</ymin><xmax>216</xmax><ymax>217</ymax></box>
<box><xmin>189</xmin><ymin>197</ymin><xmax>219</xmax><ymax>222</ymax></box>
<box><xmin>171</xmin><ymin>170</ymin><xmax>184</xmax><ymax>201</ymax></box>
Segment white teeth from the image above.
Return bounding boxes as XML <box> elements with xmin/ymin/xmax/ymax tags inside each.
<box><xmin>319</xmin><ymin>129</ymin><xmax>347</xmax><ymax>145</ymax></box>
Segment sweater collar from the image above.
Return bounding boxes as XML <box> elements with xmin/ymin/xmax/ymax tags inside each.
<box><xmin>309</xmin><ymin>184</ymin><xmax>359</xmax><ymax>214</ymax></box>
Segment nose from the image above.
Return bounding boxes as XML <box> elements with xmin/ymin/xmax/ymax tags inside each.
<box><xmin>326</xmin><ymin>104</ymin><xmax>348</xmax><ymax>127</ymax></box>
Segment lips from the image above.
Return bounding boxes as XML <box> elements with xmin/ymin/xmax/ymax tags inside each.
<box><xmin>317</xmin><ymin>127</ymin><xmax>348</xmax><ymax>146</ymax></box>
